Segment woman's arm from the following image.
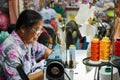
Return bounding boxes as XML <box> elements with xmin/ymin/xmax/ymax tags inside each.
<box><xmin>28</xmin><ymin>70</ymin><xmax>44</xmax><ymax>80</ymax></box>
<box><xmin>44</xmin><ymin>48</ymin><xmax>52</xmax><ymax>59</ymax></box>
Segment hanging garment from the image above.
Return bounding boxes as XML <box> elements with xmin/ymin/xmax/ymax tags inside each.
<box><xmin>0</xmin><ymin>13</ymin><xmax>10</xmax><ymax>30</ymax></box>
<box><xmin>113</xmin><ymin>17</ymin><xmax>120</xmax><ymax>40</ymax></box>
<box><xmin>8</xmin><ymin>0</ymin><xmax>18</xmax><ymax>24</ymax></box>
<box><xmin>75</xmin><ymin>3</ymin><xmax>95</xmax><ymax>25</ymax></box>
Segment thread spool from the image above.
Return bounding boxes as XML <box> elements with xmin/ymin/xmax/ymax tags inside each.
<box><xmin>100</xmin><ymin>37</ymin><xmax>111</xmax><ymax>62</ymax></box>
<box><xmin>99</xmin><ymin>66</ymin><xmax>119</xmax><ymax>80</ymax></box>
<box><xmin>114</xmin><ymin>38</ymin><xmax>120</xmax><ymax>56</ymax></box>
<box><xmin>90</xmin><ymin>37</ymin><xmax>100</xmax><ymax>61</ymax></box>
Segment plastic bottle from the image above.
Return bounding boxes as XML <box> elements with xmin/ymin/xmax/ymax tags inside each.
<box><xmin>69</xmin><ymin>44</ymin><xmax>76</xmax><ymax>68</ymax></box>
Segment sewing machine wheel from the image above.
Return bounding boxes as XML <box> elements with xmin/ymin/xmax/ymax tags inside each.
<box><xmin>46</xmin><ymin>60</ymin><xmax>64</xmax><ymax>80</ymax></box>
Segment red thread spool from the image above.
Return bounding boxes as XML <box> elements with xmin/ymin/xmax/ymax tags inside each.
<box><xmin>114</xmin><ymin>38</ymin><xmax>120</xmax><ymax>56</ymax></box>
<box><xmin>90</xmin><ymin>38</ymin><xmax>100</xmax><ymax>61</ymax></box>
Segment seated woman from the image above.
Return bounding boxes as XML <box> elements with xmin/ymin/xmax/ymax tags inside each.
<box><xmin>0</xmin><ymin>9</ymin><xmax>52</xmax><ymax>80</ymax></box>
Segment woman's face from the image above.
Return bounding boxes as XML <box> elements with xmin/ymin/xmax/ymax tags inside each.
<box><xmin>22</xmin><ymin>20</ymin><xmax>43</xmax><ymax>44</ymax></box>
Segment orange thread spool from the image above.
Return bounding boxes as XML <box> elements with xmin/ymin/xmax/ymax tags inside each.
<box><xmin>90</xmin><ymin>38</ymin><xmax>100</xmax><ymax>61</ymax></box>
<box><xmin>100</xmin><ymin>37</ymin><xmax>111</xmax><ymax>62</ymax></box>
<box><xmin>114</xmin><ymin>38</ymin><xmax>120</xmax><ymax>56</ymax></box>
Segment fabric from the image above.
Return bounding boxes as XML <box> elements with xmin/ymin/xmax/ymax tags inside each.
<box><xmin>113</xmin><ymin>17</ymin><xmax>120</xmax><ymax>40</ymax></box>
<box><xmin>56</xmin><ymin>13</ymin><xmax>63</xmax><ymax>21</ymax></box>
<box><xmin>40</xmin><ymin>8</ymin><xmax>56</xmax><ymax>20</ymax></box>
<box><xmin>106</xmin><ymin>10</ymin><xmax>114</xmax><ymax>18</ymax></box>
<box><xmin>38</xmin><ymin>28</ymin><xmax>52</xmax><ymax>46</ymax></box>
<box><xmin>0</xmin><ymin>31</ymin><xmax>9</xmax><ymax>80</ymax></box>
<box><xmin>33</xmin><ymin>0</ymin><xmax>40</xmax><ymax>10</ymax></box>
<box><xmin>8</xmin><ymin>0</ymin><xmax>18</xmax><ymax>24</ymax></box>
<box><xmin>79</xmin><ymin>24</ymin><xmax>97</xmax><ymax>42</ymax></box>
<box><xmin>95</xmin><ymin>2</ymin><xmax>114</xmax><ymax>11</ymax></box>
<box><xmin>0</xmin><ymin>31</ymin><xmax>47</xmax><ymax>79</ymax></box>
<box><xmin>18</xmin><ymin>0</ymin><xmax>24</xmax><ymax>14</ymax></box>
<box><xmin>0</xmin><ymin>13</ymin><xmax>10</xmax><ymax>30</ymax></box>
<box><xmin>47</xmin><ymin>8</ymin><xmax>57</xmax><ymax>19</ymax></box>
<box><xmin>53</xmin><ymin>5</ymin><xmax>64</xmax><ymax>17</ymax></box>
<box><xmin>75</xmin><ymin>4</ymin><xmax>95</xmax><ymax>25</ymax></box>
<box><xmin>57</xmin><ymin>26</ymin><xmax>66</xmax><ymax>52</ymax></box>
<box><xmin>39</xmin><ymin>8</ymin><xmax>52</xmax><ymax>21</ymax></box>
<box><xmin>50</xmin><ymin>19</ymin><xmax>58</xmax><ymax>32</ymax></box>
<box><xmin>101</xmin><ymin>2</ymin><xmax>114</xmax><ymax>11</ymax></box>
<box><xmin>0</xmin><ymin>31</ymin><xmax>9</xmax><ymax>44</ymax></box>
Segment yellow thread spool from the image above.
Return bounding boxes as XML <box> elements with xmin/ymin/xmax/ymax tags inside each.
<box><xmin>100</xmin><ymin>37</ymin><xmax>111</xmax><ymax>62</ymax></box>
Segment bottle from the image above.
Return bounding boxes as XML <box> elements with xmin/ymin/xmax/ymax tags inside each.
<box><xmin>69</xmin><ymin>44</ymin><xmax>76</xmax><ymax>68</ymax></box>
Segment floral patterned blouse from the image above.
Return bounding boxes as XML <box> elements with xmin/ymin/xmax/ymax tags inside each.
<box><xmin>0</xmin><ymin>31</ymin><xmax>47</xmax><ymax>80</ymax></box>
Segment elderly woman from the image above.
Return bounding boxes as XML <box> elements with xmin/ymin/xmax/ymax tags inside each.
<box><xmin>0</xmin><ymin>9</ymin><xmax>52</xmax><ymax>80</ymax></box>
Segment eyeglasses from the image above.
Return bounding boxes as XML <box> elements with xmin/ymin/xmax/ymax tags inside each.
<box><xmin>31</xmin><ymin>28</ymin><xmax>43</xmax><ymax>35</ymax></box>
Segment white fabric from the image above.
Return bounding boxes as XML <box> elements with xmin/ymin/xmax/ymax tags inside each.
<box><xmin>79</xmin><ymin>24</ymin><xmax>97</xmax><ymax>42</ymax></box>
<box><xmin>75</xmin><ymin>4</ymin><xmax>95</xmax><ymax>25</ymax></box>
